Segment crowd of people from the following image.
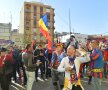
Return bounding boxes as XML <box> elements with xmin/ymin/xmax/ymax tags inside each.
<box><xmin>0</xmin><ymin>37</ymin><xmax>108</xmax><ymax>90</ymax></box>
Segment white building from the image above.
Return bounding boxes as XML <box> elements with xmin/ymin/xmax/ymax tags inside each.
<box><xmin>0</xmin><ymin>23</ymin><xmax>12</xmax><ymax>46</ymax></box>
<box><xmin>59</xmin><ymin>33</ymin><xmax>88</xmax><ymax>45</ymax></box>
<box><xmin>11</xmin><ymin>29</ymin><xmax>24</xmax><ymax>46</ymax></box>
<box><xmin>0</xmin><ymin>23</ymin><xmax>11</xmax><ymax>39</ymax></box>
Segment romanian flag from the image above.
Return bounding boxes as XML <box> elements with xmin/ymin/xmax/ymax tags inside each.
<box><xmin>39</xmin><ymin>14</ymin><xmax>52</xmax><ymax>50</ymax></box>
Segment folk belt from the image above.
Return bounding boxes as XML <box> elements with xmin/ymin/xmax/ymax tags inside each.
<box><xmin>92</xmin><ymin>68</ymin><xmax>103</xmax><ymax>72</ymax></box>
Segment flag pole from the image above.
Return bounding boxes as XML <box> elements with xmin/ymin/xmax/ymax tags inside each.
<box><xmin>69</xmin><ymin>8</ymin><xmax>71</xmax><ymax>38</ymax></box>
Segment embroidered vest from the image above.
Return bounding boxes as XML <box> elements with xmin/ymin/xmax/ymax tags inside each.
<box><xmin>69</xmin><ymin>57</ymin><xmax>78</xmax><ymax>84</ymax></box>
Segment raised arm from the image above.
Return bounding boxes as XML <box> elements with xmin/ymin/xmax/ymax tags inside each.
<box><xmin>90</xmin><ymin>50</ymin><xmax>100</xmax><ymax>60</ymax></box>
<box><xmin>78</xmin><ymin>53</ymin><xmax>90</xmax><ymax>64</ymax></box>
<box><xmin>57</xmin><ymin>58</ymin><xmax>65</xmax><ymax>72</ymax></box>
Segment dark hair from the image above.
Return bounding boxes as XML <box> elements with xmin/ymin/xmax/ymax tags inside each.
<box><xmin>39</xmin><ymin>45</ymin><xmax>42</xmax><ymax>47</ymax></box>
<box><xmin>26</xmin><ymin>44</ymin><xmax>31</xmax><ymax>50</ymax></box>
<box><xmin>0</xmin><ymin>47</ymin><xmax>7</xmax><ymax>52</ymax></box>
<box><xmin>70</xmin><ymin>35</ymin><xmax>75</xmax><ymax>38</ymax></box>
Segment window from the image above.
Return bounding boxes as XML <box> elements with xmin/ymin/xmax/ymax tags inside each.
<box><xmin>25</xmin><ymin>4</ymin><xmax>31</xmax><ymax>13</ymax></box>
<box><xmin>26</xmin><ymin>15</ymin><xmax>31</xmax><ymax>20</ymax></box>
<box><xmin>26</xmin><ymin>27</ymin><xmax>30</xmax><ymax>30</ymax></box>
<box><xmin>34</xmin><ymin>36</ymin><xmax>36</xmax><ymax>40</ymax></box>
<box><xmin>25</xmin><ymin>9</ymin><xmax>30</xmax><ymax>13</ymax></box>
<box><xmin>34</xmin><ymin>32</ymin><xmax>36</xmax><ymax>36</ymax></box>
<box><xmin>47</xmin><ymin>13</ymin><xmax>50</xmax><ymax>21</ymax></box>
<box><xmin>34</xmin><ymin>6</ymin><xmax>37</xmax><ymax>11</ymax></box>
<box><xmin>40</xmin><ymin>33</ymin><xmax>43</xmax><ymax>40</ymax></box>
<box><xmin>15</xmin><ymin>38</ymin><xmax>20</xmax><ymax>42</ymax></box>
<box><xmin>34</xmin><ymin>28</ymin><xmax>36</xmax><ymax>32</ymax></box>
<box><xmin>4</xmin><ymin>28</ymin><xmax>9</xmax><ymax>33</ymax></box>
<box><xmin>34</xmin><ymin>13</ymin><xmax>36</xmax><ymax>18</ymax></box>
<box><xmin>34</xmin><ymin>6</ymin><xmax>37</xmax><ymax>17</ymax></box>
<box><xmin>40</xmin><ymin>14</ymin><xmax>43</xmax><ymax>18</ymax></box>
<box><xmin>25</xmin><ymin>13</ymin><xmax>30</xmax><ymax>20</ymax></box>
<box><xmin>40</xmin><ymin>7</ymin><xmax>43</xmax><ymax>13</ymax></box>
<box><xmin>34</xmin><ymin>20</ymin><xmax>36</xmax><ymax>26</ymax></box>
<box><xmin>46</xmin><ymin>8</ymin><xmax>50</xmax><ymax>13</ymax></box>
<box><xmin>0</xmin><ymin>28</ymin><xmax>5</xmax><ymax>33</ymax></box>
<box><xmin>26</xmin><ymin>22</ymin><xmax>29</xmax><ymax>27</ymax></box>
<box><xmin>0</xmin><ymin>29</ymin><xmax>4</xmax><ymax>33</ymax></box>
<box><xmin>48</xmin><ymin>22</ymin><xmax>50</xmax><ymax>27</ymax></box>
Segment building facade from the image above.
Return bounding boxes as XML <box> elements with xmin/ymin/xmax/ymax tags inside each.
<box><xmin>19</xmin><ymin>1</ymin><xmax>55</xmax><ymax>45</ymax></box>
<box><xmin>0</xmin><ymin>23</ymin><xmax>11</xmax><ymax>40</ymax></box>
<box><xmin>0</xmin><ymin>23</ymin><xmax>12</xmax><ymax>46</ymax></box>
<box><xmin>11</xmin><ymin>29</ymin><xmax>24</xmax><ymax>46</ymax></box>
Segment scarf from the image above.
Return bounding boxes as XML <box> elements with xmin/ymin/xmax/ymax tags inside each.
<box><xmin>68</xmin><ymin>57</ymin><xmax>78</xmax><ymax>84</ymax></box>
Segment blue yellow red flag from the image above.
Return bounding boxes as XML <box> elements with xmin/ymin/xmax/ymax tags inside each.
<box><xmin>39</xmin><ymin>14</ymin><xmax>52</xmax><ymax>50</ymax></box>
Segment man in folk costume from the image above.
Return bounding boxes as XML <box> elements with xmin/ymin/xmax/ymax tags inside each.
<box><xmin>57</xmin><ymin>45</ymin><xmax>90</xmax><ymax>90</ymax></box>
<box><xmin>51</xmin><ymin>43</ymin><xmax>66</xmax><ymax>90</ymax></box>
<box><xmin>90</xmin><ymin>40</ymin><xmax>104</xmax><ymax>90</ymax></box>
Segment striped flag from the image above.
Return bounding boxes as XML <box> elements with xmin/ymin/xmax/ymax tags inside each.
<box><xmin>39</xmin><ymin>14</ymin><xmax>52</xmax><ymax>50</ymax></box>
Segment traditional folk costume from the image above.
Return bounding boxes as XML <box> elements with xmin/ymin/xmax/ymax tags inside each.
<box><xmin>57</xmin><ymin>53</ymin><xmax>90</xmax><ymax>90</ymax></box>
<box><xmin>90</xmin><ymin>48</ymin><xmax>104</xmax><ymax>90</ymax></box>
<box><xmin>51</xmin><ymin>50</ymin><xmax>66</xmax><ymax>90</ymax></box>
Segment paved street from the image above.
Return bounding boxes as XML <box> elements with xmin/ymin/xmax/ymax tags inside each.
<box><xmin>0</xmin><ymin>77</ymin><xmax>108</xmax><ymax>90</ymax></box>
<box><xmin>32</xmin><ymin>77</ymin><xmax>108</xmax><ymax>90</ymax></box>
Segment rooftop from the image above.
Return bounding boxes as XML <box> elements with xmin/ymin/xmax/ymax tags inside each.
<box><xmin>24</xmin><ymin>1</ymin><xmax>53</xmax><ymax>9</ymax></box>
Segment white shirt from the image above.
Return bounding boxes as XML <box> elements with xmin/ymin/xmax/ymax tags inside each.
<box><xmin>57</xmin><ymin>54</ymin><xmax>90</xmax><ymax>80</ymax></box>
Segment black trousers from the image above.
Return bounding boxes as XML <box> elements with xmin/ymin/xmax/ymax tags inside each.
<box><xmin>72</xmin><ymin>85</ymin><xmax>82</xmax><ymax>90</ymax></box>
<box><xmin>104</xmin><ymin>62</ymin><xmax>108</xmax><ymax>78</ymax></box>
<box><xmin>0</xmin><ymin>74</ymin><xmax>10</xmax><ymax>90</ymax></box>
<box><xmin>21</xmin><ymin>66</ymin><xmax>27</xmax><ymax>84</ymax></box>
<box><xmin>35</xmin><ymin>64</ymin><xmax>44</xmax><ymax>80</ymax></box>
<box><xmin>12</xmin><ymin>62</ymin><xmax>21</xmax><ymax>82</ymax></box>
<box><xmin>19</xmin><ymin>62</ymin><xmax>27</xmax><ymax>85</ymax></box>
<box><xmin>88</xmin><ymin>76</ymin><xmax>92</xmax><ymax>83</ymax></box>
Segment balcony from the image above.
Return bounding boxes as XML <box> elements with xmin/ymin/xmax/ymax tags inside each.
<box><xmin>50</xmin><ymin>26</ymin><xmax>55</xmax><ymax>30</ymax></box>
<box><xmin>53</xmin><ymin>13</ymin><xmax>55</xmax><ymax>16</ymax></box>
<box><xmin>34</xmin><ymin>32</ymin><xmax>36</xmax><ymax>36</ymax></box>
<box><xmin>25</xmin><ymin>17</ymin><xmax>31</xmax><ymax>21</ymax></box>
<box><xmin>25</xmin><ymin>22</ymin><xmax>30</xmax><ymax>27</ymax></box>
<box><xmin>25</xmin><ymin>27</ymin><xmax>30</xmax><ymax>30</ymax></box>
<box><xmin>25</xmin><ymin>9</ymin><xmax>31</xmax><ymax>13</ymax></box>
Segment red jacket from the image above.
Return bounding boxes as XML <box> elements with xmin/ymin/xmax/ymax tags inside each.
<box><xmin>103</xmin><ymin>49</ymin><xmax>108</xmax><ymax>61</ymax></box>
